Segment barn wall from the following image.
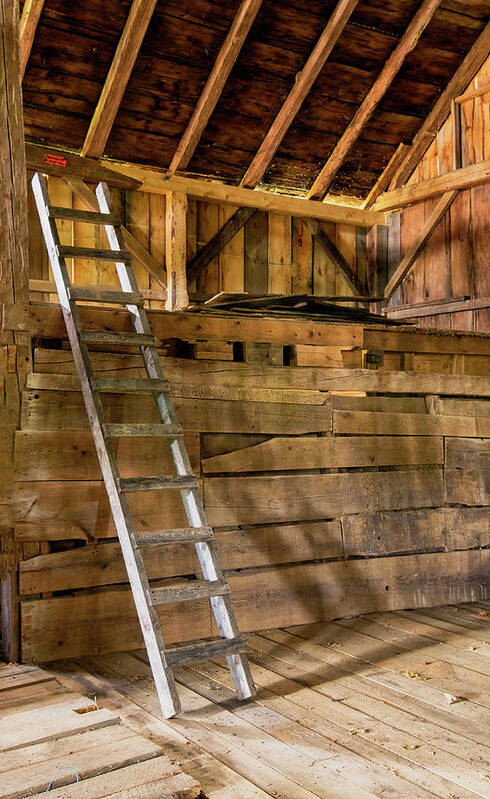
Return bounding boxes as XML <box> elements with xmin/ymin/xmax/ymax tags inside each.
<box><xmin>27</xmin><ymin>175</ymin><xmax>370</xmax><ymax>302</ymax></box>
<box><xmin>391</xmin><ymin>55</ymin><xmax>490</xmax><ymax>332</ymax></box>
<box><xmin>4</xmin><ymin>306</ymin><xmax>489</xmax><ymax>662</ymax></box>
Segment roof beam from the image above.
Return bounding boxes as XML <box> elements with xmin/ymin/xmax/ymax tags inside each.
<box><xmin>373</xmin><ymin>160</ymin><xmax>490</xmax><ymax>212</ymax></box>
<box><xmin>392</xmin><ymin>21</ymin><xmax>490</xmax><ymax>189</ymax></box>
<box><xmin>169</xmin><ymin>0</ymin><xmax>262</xmax><ymax>173</ymax></box>
<box><xmin>187</xmin><ymin>207</ymin><xmax>256</xmax><ymax>284</ymax></box>
<box><xmin>240</xmin><ymin>0</ymin><xmax>359</xmax><ymax>189</ymax></box>
<box><xmin>384</xmin><ymin>190</ymin><xmax>458</xmax><ymax>300</ymax></box>
<box><xmin>307</xmin><ymin>0</ymin><xmax>442</xmax><ymax>201</ymax></box>
<box><xmin>108</xmin><ymin>160</ymin><xmax>385</xmax><ymax>227</ymax></box>
<box><xmin>81</xmin><ymin>0</ymin><xmax>158</xmax><ymax>158</ymax></box>
<box><xmin>362</xmin><ymin>143</ymin><xmax>411</xmax><ymax>210</ymax></box>
<box><xmin>25</xmin><ymin>143</ymin><xmax>142</xmax><ymax>189</ymax></box>
<box><xmin>19</xmin><ymin>0</ymin><xmax>45</xmax><ymax>80</ymax></box>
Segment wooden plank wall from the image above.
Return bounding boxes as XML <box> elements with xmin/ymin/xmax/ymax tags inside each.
<box><xmin>393</xmin><ymin>55</ymin><xmax>490</xmax><ymax>332</ymax></box>
<box><xmin>26</xmin><ymin>178</ymin><xmax>367</xmax><ymax>302</ymax></box>
<box><xmin>11</xmin><ymin>336</ymin><xmax>489</xmax><ymax>663</ymax></box>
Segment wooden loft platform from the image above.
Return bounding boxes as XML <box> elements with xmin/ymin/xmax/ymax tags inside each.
<box><xmin>2</xmin><ymin>601</ymin><xmax>489</xmax><ymax>799</ymax></box>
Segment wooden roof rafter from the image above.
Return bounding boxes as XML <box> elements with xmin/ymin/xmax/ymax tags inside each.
<box><xmin>240</xmin><ymin>0</ymin><xmax>359</xmax><ymax>189</ymax></box>
<box><xmin>19</xmin><ymin>0</ymin><xmax>45</xmax><ymax>80</ymax></box>
<box><xmin>307</xmin><ymin>0</ymin><xmax>443</xmax><ymax>201</ymax></box>
<box><xmin>169</xmin><ymin>0</ymin><xmax>263</xmax><ymax>174</ymax></box>
<box><xmin>81</xmin><ymin>0</ymin><xmax>159</xmax><ymax>158</ymax></box>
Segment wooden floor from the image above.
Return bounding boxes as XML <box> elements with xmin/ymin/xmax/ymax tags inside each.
<box><xmin>0</xmin><ymin>663</ymin><xmax>200</xmax><ymax>797</ymax></box>
<box><xmin>5</xmin><ymin>601</ymin><xmax>490</xmax><ymax>798</ymax></box>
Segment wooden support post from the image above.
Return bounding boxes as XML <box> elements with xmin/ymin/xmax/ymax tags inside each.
<box><xmin>0</xmin><ymin>0</ymin><xmax>31</xmax><ymax>661</ymax></box>
<box><xmin>451</xmin><ymin>99</ymin><xmax>462</xmax><ymax>171</ymax></box>
<box><xmin>165</xmin><ymin>192</ymin><xmax>188</xmax><ymax>310</ymax></box>
<box><xmin>366</xmin><ymin>224</ymin><xmax>388</xmax><ymax>305</ymax></box>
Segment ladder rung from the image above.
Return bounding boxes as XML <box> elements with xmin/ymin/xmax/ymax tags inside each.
<box><xmin>50</xmin><ymin>207</ymin><xmax>120</xmax><ymax>225</ymax></box>
<box><xmin>81</xmin><ymin>331</ymin><xmax>155</xmax><ymax>347</ymax></box>
<box><xmin>165</xmin><ymin>636</ymin><xmax>246</xmax><ymax>667</ymax></box>
<box><xmin>119</xmin><ymin>475</ymin><xmax>198</xmax><ymax>492</ymax></box>
<box><xmin>69</xmin><ymin>286</ymin><xmax>144</xmax><ymax>306</ymax></box>
<box><xmin>93</xmin><ymin>377</ymin><xmax>170</xmax><ymax>393</ymax></box>
<box><xmin>104</xmin><ymin>423</ymin><xmax>183</xmax><ymax>438</ymax></box>
<box><xmin>57</xmin><ymin>245</ymin><xmax>132</xmax><ymax>262</ymax></box>
<box><xmin>135</xmin><ymin>527</ymin><xmax>214</xmax><ymax>546</ymax></box>
<box><xmin>151</xmin><ymin>580</ymin><xmax>229</xmax><ymax>605</ymax></box>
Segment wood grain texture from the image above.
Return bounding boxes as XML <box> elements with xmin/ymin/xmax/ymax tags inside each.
<box><xmin>21</xmin><ymin>390</ymin><xmax>332</xmax><ymax>434</ymax></box>
<box><xmin>204</xmin><ymin>470</ymin><xmax>444</xmax><ymax>526</ymax></box>
<box><xmin>384</xmin><ymin>191</ymin><xmax>458</xmax><ymax>299</ymax></box>
<box><xmin>21</xmin><ymin>550</ymin><xmax>489</xmax><ymax>661</ymax></box>
<box><xmin>19</xmin><ymin>520</ymin><xmax>343</xmax><ymax>594</ymax></box>
<box><xmin>30</xmin><ymin>349</ymin><xmax>490</xmax><ymax>395</ymax></box>
<box><xmin>333</xmin><ymin>409</ymin><xmax>490</xmax><ymax>437</ymax></box>
<box><xmin>202</xmin><ymin>435</ymin><xmax>443</xmax><ymax>473</ymax></box>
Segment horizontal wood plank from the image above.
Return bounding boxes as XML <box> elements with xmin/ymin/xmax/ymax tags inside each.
<box><xmin>445</xmin><ymin>469</ymin><xmax>490</xmax><ymax>506</ymax></box>
<box><xmin>14</xmin><ymin>430</ymin><xmax>200</xmax><ymax>479</ymax></box>
<box><xmin>21</xmin><ymin>390</ymin><xmax>332</xmax><ymax>434</ymax></box>
<box><xmin>363</xmin><ymin>326</ymin><xmax>490</xmax><ymax>356</ymax></box>
<box><xmin>27</xmin><ymin>371</ymin><xmax>327</xmax><ymax>405</ymax></box>
<box><xmin>342</xmin><ymin>507</ymin><xmax>490</xmax><ymax>557</ymax></box>
<box><xmin>334</xmin><ymin>410</ymin><xmax>490</xmax><ymax>437</ymax></box>
<box><xmin>21</xmin><ymin>550</ymin><xmax>490</xmax><ymax>661</ymax></box>
<box><xmin>204</xmin><ymin>470</ymin><xmax>444</xmax><ymax>525</ymax></box>
<box><xmin>7</xmin><ymin>304</ymin><xmax>365</xmax><ymax>348</ymax></box>
<box><xmin>445</xmin><ymin>437</ymin><xmax>490</xmax><ymax>470</ymax></box>
<box><xmin>19</xmin><ymin>520</ymin><xmax>343</xmax><ymax>594</ymax></box>
<box><xmin>32</xmin><ymin>350</ymin><xmax>490</xmax><ymax>396</ymax></box>
<box><xmin>202</xmin><ymin>435</ymin><xmax>443</xmax><ymax>473</ymax></box>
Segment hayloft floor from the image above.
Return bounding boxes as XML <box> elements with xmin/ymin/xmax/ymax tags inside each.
<box><xmin>3</xmin><ymin>602</ymin><xmax>490</xmax><ymax>799</ymax></box>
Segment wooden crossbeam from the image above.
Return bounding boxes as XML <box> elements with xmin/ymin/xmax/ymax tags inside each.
<box><xmin>19</xmin><ymin>0</ymin><xmax>44</xmax><ymax>79</ymax></box>
<box><xmin>240</xmin><ymin>0</ymin><xmax>358</xmax><ymax>189</ymax></box>
<box><xmin>362</xmin><ymin>144</ymin><xmax>411</xmax><ymax>210</ymax></box>
<box><xmin>66</xmin><ymin>178</ymin><xmax>167</xmax><ymax>291</ymax></box>
<box><xmin>81</xmin><ymin>0</ymin><xmax>158</xmax><ymax>157</ymax></box>
<box><xmin>305</xmin><ymin>219</ymin><xmax>364</xmax><ymax>296</ymax></box>
<box><xmin>112</xmin><ymin>161</ymin><xmax>384</xmax><ymax>227</ymax></box>
<box><xmin>169</xmin><ymin>0</ymin><xmax>262</xmax><ymax>173</ymax></box>
<box><xmin>307</xmin><ymin>0</ymin><xmax>442</xmax><ymax>200</ymax></box>
<box><xmin>187</xmin><ymin>207</ymin><xmax>256</xmax><ymax>284</ymax></box>
<box><xmin>384</xmin><ymin>191</ymin><xmax>458</xmax><ymax>300</ymax></box>
<box><xmin>373</xmin><ymin>160</ymin><xmax>490</xmax><ymax>212</ymax></box>
<box><xmin>392</xmin><ymin>21</ymin><xmax>490</xmax><ymax>189</ymax></box>
<box><xmin>384</xmin><ymin>296</ymin><xmax>490</xmax><ymax>320</ymax></box>
<box><xmin>25</xmin><ymin>143</ymin><xmax>142</xmax><ymax>189</ymax></box>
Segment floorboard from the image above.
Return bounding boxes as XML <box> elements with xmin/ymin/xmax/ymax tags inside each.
<box><xmin>6</xmin><ymin>602</ymin><xmax>489</xmax><ymax>798</ymax></box>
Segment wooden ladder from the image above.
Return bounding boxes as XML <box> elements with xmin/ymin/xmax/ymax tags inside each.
<box><xmin>31</xmin><ymin>172</ymin><xmax>255</xmax><ymax>718</ymax></box>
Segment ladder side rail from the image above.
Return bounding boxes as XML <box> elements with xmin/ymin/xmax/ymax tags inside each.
<box><xmin>96</xmin><ymin>181</ymin><xmax>255</xmax><ymax>699</ymax></box>
<box><xmin>31</xmin><ymin>172</ymin><xmax>182</xmax><ymax>718</ymax></box>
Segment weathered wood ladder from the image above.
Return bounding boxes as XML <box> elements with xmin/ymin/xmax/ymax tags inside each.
<box><xmin>31</xmin><ymin>172</ymin><xmax>255</xmax><ymax>718</ymax></box>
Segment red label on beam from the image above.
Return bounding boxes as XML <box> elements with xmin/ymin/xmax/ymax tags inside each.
<box><xmin>43</xmin><ymin>154</ymin><xmax>67</xmax><ymax>167</ymax></box>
